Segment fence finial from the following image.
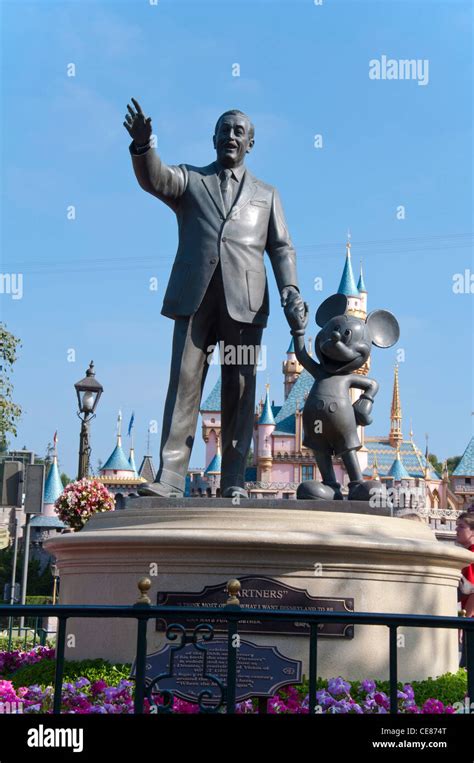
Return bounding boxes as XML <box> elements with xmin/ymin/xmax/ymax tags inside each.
<box><xmin>136</xmin><ymin>577</ymin><xmax>152</xmax><ymax>605</ymax></box>
<box><xmin>226</xmin><ymin>579</ymin><xmax>241</xmax><ymax>606</ymax></box>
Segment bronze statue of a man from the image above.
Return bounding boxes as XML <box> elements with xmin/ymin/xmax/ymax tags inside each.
<box><xmin>124</xmin><ymin>99</ymin><xmax>302</xmax><ymax>498</ymax></box>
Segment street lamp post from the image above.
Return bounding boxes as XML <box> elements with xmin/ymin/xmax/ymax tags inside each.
<box><xmin>74</xmin><ymin>362</ymin><xmax>103</xmax><ymax>480</ymax></box>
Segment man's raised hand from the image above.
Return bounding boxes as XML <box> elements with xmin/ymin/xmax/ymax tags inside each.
<box><xmin>123</xmin><ymin>98</ymin><xmax>152</xmax><ymax>146</ymax></box>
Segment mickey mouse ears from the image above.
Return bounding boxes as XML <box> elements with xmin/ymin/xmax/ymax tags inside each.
<box><xmin>366</xmin><ymin>310</ymin><xmax>400</xmax><ymax>348</ymax></box>
<box><xmin>315</xmin><ymin>294</ymin><xmax>348</xmax><ymax>327</ymax></box>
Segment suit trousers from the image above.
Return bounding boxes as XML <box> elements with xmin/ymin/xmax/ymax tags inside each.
<box><xmin>156</xmin><ymin>261</ymin><xmax>264</xmax><ymax>493</ymax></box>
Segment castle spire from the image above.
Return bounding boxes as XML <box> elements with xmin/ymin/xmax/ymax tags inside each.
<box><xmin>101</xmin><ymin>411</ymin><xmax>135</xmax><ymax>473</ymax></box>
<box><xmin>117</xmin><ymin>410</ymin><xmax>123</xmax><ymax>447</ymax></box>
<box><xmin>388</xmin><ymin>443</ymin><xmax>410</xmax><ymax>480</ymax></box>
<box><xmin>44</xmin><ymin>432</ymin><xmax>63</xmax><ymax>505</ymax></box>
<box><xmin>371</xmin><ymin>453</ymin><xmax>379</xmax><ymax>480</ymax></box>
<box><xmin>337</xmin><ymin>235</ymin><xmax>359</xmax><ymax>297</ymax></box>
<box><xmin>259</xmin><ymin>383</ymin><xmax>276</xmax><ymax>425</ymax></box>
<box><xmin>357</xmin><ymin>260</ymin><xmax>367</xmax><ymax>293</ymax></box>
<box><xmin>389</xmin><ymin>365</ymin><xmax>403</xmax><ymax>448</ymax></box>
<box><xmin>129</xmin><ymin>446</ymin><xmax>137</xmax><ymax>477</ymax></box>
<box><xmin>205</xmin><ymin>434</ymin><xmax>221</xmax><ymax>475</ymax></box>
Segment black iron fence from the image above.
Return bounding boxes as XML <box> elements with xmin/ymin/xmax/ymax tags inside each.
<box><xmin>1</xmin><ymin>593</ymin><xmax>473</xmax><ymax>715</ymax></box>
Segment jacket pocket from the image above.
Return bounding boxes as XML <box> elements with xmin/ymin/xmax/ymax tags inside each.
<box><xmin>246</xmin><ymin>269</ymin><xmax>266</xmax><ymax>312</ymax></box>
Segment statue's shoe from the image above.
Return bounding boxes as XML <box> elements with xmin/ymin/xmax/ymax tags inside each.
<box><xmin>138</xmin><ymin>481</ymin><xmax>183</xmax><ymax>498</ymax></box>
<box><xmin>347</xmin><ymin>479</ymin><xmax>383</xmax><ymax>502</ymax></box>
<box><xmin>222</xmin><ymin>485</ymin><xmax>248</xmax><ymax>499</ymax></box>
<box><xmin>297</xmin><ymin>480</ymin><xmax>340</xmax><ymax>500</ymax></box>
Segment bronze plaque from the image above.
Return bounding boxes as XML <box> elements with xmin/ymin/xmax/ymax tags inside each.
<box><xmin>156</xmin><ymin>576</ymin><xmax>354</xmax><ymax>638</ymax></box>
<box><xmin>131</xmin><ymin>638</ymin><xmax>302</xmax><ymax>703</ymax></box>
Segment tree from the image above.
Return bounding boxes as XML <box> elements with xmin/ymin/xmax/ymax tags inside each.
<box><xmin>0</xmin><ymin>546</ymin><xmax>53</xmax><ymax>599</ymax></box>
<box><xmin>60</xmin><ymin>473</ymin><xmax>72</xmax><ymax>488</ymax></box>
<box><xmin>446</xmin><ymin>456</ymin><xmax>462</xmax><ymax>475</ymax></box>
<box><xmin>428</xmin><ymin>453</ymin><xmax>463</xmax><ymax>476</ymax></box>
<box><xmin>0</xmin><ymin>324</ymin><xmax>22</xmax><ymax>446</ymax></box>
<box><xmin>427</xmin><ymin>453</ymin><xmax>443</xmax><ymax>475</ymax></box>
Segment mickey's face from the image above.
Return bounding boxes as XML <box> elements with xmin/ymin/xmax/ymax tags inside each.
<box><xmin>315</xmin><ymin>314</ymin><xmax>371</xmax><ymax>374</ymax></box>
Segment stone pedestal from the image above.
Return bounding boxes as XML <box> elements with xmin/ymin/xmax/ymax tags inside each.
<box><xmin>45</xmin><ymin>498</ymin><xmax>473</xmax><ymax>682</ymax></box>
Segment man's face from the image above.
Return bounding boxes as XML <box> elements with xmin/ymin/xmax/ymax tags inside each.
<box><xmin>213</xmin><ymin>115</ymin><xmax>254</xmax><ymax>168</ymax></box>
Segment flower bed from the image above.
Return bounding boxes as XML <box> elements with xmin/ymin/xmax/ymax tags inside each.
<box><xmin>0</xmin><ymin>646</ymin><xmax>54</xmax><ymax>676</ymax></box>
<box><xmin>0</xmin><ymin>676</ymin><xmax>460</xmax><ymax>714</ymax></box>
<box><xmin>0</xmin><ymin>648</ymin><xmax>467</xmax><ymax>714</ymax></box>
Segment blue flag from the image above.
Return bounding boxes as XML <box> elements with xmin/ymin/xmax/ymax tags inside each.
<box><xmin>128</xmin><ymin>412</ymin><xmax>135</xmax><ymax>437</ymax></box>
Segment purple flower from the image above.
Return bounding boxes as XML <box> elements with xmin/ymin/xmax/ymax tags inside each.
<box><xmin>74</xmin><ymin>678</ymin><xmax>90</xmax><ymax>689</ymax></box>
<box><xmin>236</xmin><ymin>700</ymin><xmax>253</xmax><ymax>713</ymax></box>
<box><xmin>328</xmin><ymin>677</ymin><xmax>351</xmax><ymax>697</ymax></box>
<box><xmin>422</xmin><ymin>698</ymin><xmax>450</xmax><ymax>714</ymax></box>
<box><xmin>374</xmin><ymin>692</ymin><xmax>389</xmax><ymax>709</ymax></box>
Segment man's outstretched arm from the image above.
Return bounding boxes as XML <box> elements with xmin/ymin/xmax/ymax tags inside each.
<box><xmin>124</xmin><ymin>98</ymin><xmax>187</xmax><ymax>211</ymax></box>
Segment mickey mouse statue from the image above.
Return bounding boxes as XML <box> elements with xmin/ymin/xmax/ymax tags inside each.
<box><xmin>285</xmin><ymin>293</ymin><xmax>400</xmax><ymax>502</ymax></box>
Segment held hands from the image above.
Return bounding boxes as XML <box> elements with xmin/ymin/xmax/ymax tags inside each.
<box><xmin>283</xmin><ymin>291</ymin><xmax>309</xmax><ymax>335</ymax></box>
<box><xmin>123</xmin><ymin>98</ymin><xmax>153</xmax><ymax>146</ymax></box>
<box><xmin>353</xmin><ymin>396</ymin><xmax>374</xmax><ymax>426</ymax></box>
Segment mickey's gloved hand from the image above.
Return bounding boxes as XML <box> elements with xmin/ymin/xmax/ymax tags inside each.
<box><xmin>353</xmin><ymin>396</ymin><xmax>373</xmax><ymax>426</ymax></box>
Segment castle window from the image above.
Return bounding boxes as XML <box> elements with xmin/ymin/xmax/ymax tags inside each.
<box><xmin>302</xmin><ymin>465</ymin><xmax>314</xmax><ymax>481</ymax></box>
<box><xmin>466</xmin><ymin>478</ymin><xmax>471</xmax><ymax>485</ymax></box>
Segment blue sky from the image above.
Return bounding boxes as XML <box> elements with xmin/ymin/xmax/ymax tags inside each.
<box><xmin>1</xmin><ymin>0</ymin><xmax>472</xmax><ymax>477</ymax></box>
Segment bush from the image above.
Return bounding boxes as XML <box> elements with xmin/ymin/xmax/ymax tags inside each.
<box><xmin>25</xmin><ymin>596</ymin><xmax>53</xmax><ymax>605</ymax></box>
<box><xmin>0</xmin><ymin>547</ymin><xmax>53</xmax><ymax>599</ymax></box>
<box><xmin>0</xmin><ymin>634</ymin><xmax>55</xmax><ymax>652</ymax></box>
<box><xmin>9</xmin><ymin>658</ymin><xmax>131</xmax><ymax>689</ymax></box>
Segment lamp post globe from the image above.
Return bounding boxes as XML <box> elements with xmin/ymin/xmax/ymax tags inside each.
<box><xmin>74</xmin><ymin>361</ymin><xmax>103</xmax><ymax>480</ymax></box>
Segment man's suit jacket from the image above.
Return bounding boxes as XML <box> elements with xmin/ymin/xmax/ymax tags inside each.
<box><xmin>129</xmin><ymin>143</ymin><xmax>299</xmax><ymax>328</ymax></box>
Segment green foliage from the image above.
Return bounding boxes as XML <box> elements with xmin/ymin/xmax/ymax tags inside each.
<box><xmin>427</xmin><ymin>453</ymin><xmax>443</xmax><ymax>475</ymax></box>
<box><xmin>0</xmin><ymin>635</ymin><xmax>55</xmax><ymax>651</ymax></box>
<box><xmin>447</xmin><ymin>456</ymin><xmax>462</xmax><ymax>475</ymax></box>
<box><xmin>60</xmin><ymin>473</ymin><xmax>72</xmax><ymax>488</ymax></box>
<box><xmin>402</xmin><ymin>670</ymin><xmax>467</xmax><ymax>707</ymax></box>
<box><xmin>0</xmin><ymin>323</ymin><xmax>22</xmax><ymax>441</ymax></box>
<box><xmin>298</xmin><ymin>669</ymin><xmax>467</xmax><ymax>707</ymax></box>
<box><xmin>9</xmin><ymin>658</ymin><xmax>131</xmax><ymax>689</ymax></box>
<box><xmin>0</xmin><ymin>547</ymin><xmax>53</xmax><ymax>599</ymax></box>
<box><xmin>428</xmin><ymin>453</ymin><xmax>462</xmax><ymax>476</ymax></box>
<box><xmin>25</xmin><ymin>596</ymin><xmax>53</xmax><ymax>605</ymax></box>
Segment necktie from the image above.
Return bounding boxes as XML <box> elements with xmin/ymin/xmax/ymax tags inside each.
<box><xmin>219</xmin><ymin>168</ymin><xmax>232</xmax><ymax>215</ymax></box>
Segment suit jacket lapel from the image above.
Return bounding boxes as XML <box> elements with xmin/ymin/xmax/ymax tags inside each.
<box><xmin>231</xmin><ymin>170</ymin><xmax>258</xmax><ymax>217</ymax></box>
<box><xmin>201</xmin><ymin>163</ymin><xmax>226</xmax><ymax>218</ymax></box>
